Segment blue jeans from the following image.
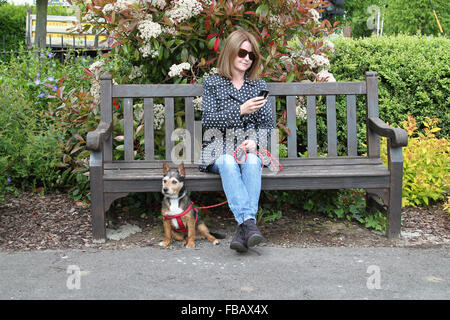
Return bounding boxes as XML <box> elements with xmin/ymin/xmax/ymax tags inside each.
<box><xmin>209</xmin><ymin>153</ymin><xmax>262</xmax><ymax>225</ymax></box>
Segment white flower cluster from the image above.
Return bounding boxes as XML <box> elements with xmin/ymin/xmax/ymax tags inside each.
<box><xmin>268</xmin><ymin>14</ymin><xmax>282</xmax><ymax>29</ymax></box>
<box><xmin>153</xmin><ymin>103</ymin><xmax>165</xmax><ymax>129</ymax></box>
<box><xmin>323</xmin><ymin>39</ymin><xmax>335</xmax><ymax>52</ymax></box>
<box><xmin>163</xmin><ymin>26</ymin><xmax>177</xmax><ymax>36</ymax></box>
<box><xmin>168</xmin><ymin>62</ymin><xmax>191</xmax><ymax>78</ymax></box>
<box><xmin>83</xmin><ymin>10</ymin><xmax>95</xmax><ymax>22</ymax></box>
<box><xmin>147</xmin><ymin>0</ymin><xmax>166</xmax><ymax>10</ymax></box>
<box><xmin>302</xmin><ymin>53</ymin><xmax>330</xmax><ymax>69</ymax></box>
<box><xmin>279</xmin><ymin>55</ymin><xmax>293</xmax><ymax>67</ymax></box>
<box><xmin>166</xmin><ymin>0</ymin><xmax>203</xmax><ymax>24</ymax></box>
<box><xmin>309</xmin><ymin>8</ymin><xmax>320</xmax><ymax>24</ymax></box>
<box><xmin>116</xmin><ymin>0</ymin><xmax>138</xmax><ymax>11</ymax></box>
<box><xmin>88</xmin><ymin>60</ymin><xmax>105</xmax><ymax>72</ymax></box>
<box><xmin>88</xmin><ymin>59</ymin><xmax>106</xmax><ymax>103</ymax></box>
<box><xmin>201</xmin><ymin>67</ymin><xmax>218</xmax><ymax>78</ymax></box>
<box><xmin>296</xmin><ymin>96</ymin><xmax>307</xmax><ymax>120</ymax></box>
<box><xmin>193</xmin><ymin>96</ymin><xmax>203</xmax><ymax>112</ymax></box>
<box><xmin>102</xmin><ymin>0</ymin><xmax>137</xmax><ymax>15</ymax></box>
<box><xmin>129</xmin><ymin>65</ymin><xmax>145</xmax><ymax>81</ymax></box>
<box><xmin>139</xmin><ymin>44</ymin><xmax>159</xmax><ymax>58</ymax></box>
<box><xmin>138</xmin><ymin>17</ymin><xmax>162</xmax><ymax>41</ymax></box>
<box><xmin>102</xmin><ymin>3</ymin><xmax>114</xmax><ymax>15</ymax></box>
<box><xmin>136</xmin><ymin>14</ymin><xmax>163</xmax><ymax>58</ymax></box>
<box><xmin>317</xmin><ymin>69</ymin><xmax>336</xmax><ymax>82</ymax></box>
<box><xmin>90</xmin><ymin>81</ymin><xmax>100</xmax><ymax>103</ymax></box>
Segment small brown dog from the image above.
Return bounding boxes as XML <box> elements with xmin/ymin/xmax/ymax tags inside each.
<box><xmin>159</xmin><ymin>162</ymin><xmax>223</xmax><ymax>248</ymax></box>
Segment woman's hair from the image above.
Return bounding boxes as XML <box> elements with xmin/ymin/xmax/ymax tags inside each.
<box><xmin>216</xmin><ymin>28</ymin><xmax>261</xmax><ymax>81</ymax></box>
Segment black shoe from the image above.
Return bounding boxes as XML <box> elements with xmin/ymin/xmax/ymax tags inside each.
<box><xmin>242</xmin><ymin>219</ymin><xmax>265</xmax><ymax>247</ymax></box>
<box><xmin>230</xmin><ymin>224</ymin><xmax>248</xmax><ymax>252</ymax></box>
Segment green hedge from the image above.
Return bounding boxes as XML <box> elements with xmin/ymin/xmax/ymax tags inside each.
<box><xmin>0</xmin><ymin>4</ymin><xmax>74</xmax><ymax>54</ymax></box>
<box><xmin>0</xmin><ymin>4</ymin><xmax>28</xmax><ymax>52</ymax></box>
<box><xmin>329</xmin><ymin>35</ymin><xmax>450</xmax><ymax>138</ymax></box>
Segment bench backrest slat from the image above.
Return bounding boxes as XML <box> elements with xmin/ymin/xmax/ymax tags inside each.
<box><xmin>113</xmin><ymin>84</ymin><xmax>203</xmax><ymax>98</ymax></box>
<box><xmin>346</xmin><ymin>94</ymin><xmax>358</xmax><ymax>156</ymax></box>
<box><xmin>124</xmin><ymin>98</ymin><xmax>134</xmax><ymax>161</ymax></box>
<box><xmin>164</xmin><ymin>97</ymin><xmax>175</xmax><ymax>161</ymax></box>
<box><xmin>366</xmin><ymin>72</ymin><xmax>380</xmax><ymax>158</ymax></box>
<box><xmin>326</xmin><ymin>95</ymin><xmax>337</xmax><ymax>157</ymax></box>
<box><xmin>100</xmin><ymin>75</ymin><xmax>113</xmax><ymax>162</ymax></box>
<box><xmin>111</xmin><ymin>81</ymin><xmax>366</xmax><ymax>98</ymax></box>
<box><xmin>306</xmin><ymin>95</ymin><xmax>317</xmax><ymax>157</ymax></box>
<box><xmin>185</xmin><ymin>97</ymin><xmax>195</xmax><ymax>163</ymax></box>
<box><xmin>144</xmin><ymin>98</ymin><xmax>155</xmax><ymax>160</ymax></box>
<box><xmin>286</xmin><ymin>96</ymin><xmax>297</xmax><ymax>158</ymax></box>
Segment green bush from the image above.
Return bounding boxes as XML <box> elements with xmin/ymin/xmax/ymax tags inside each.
<box><xmin>381</xmin><ymin>116</ymin><xmax>449</xmax><ymax>207</ymax></box>
<box><xmin>330</xmin><ymin>35</ymin><xmax>450</xmax><ymax>138</ymax></box>
<box><xmin>0</xmin><ymin>47</ymin><xmax>100</xmax><ymax>201</ymax></box>
<box><xmin>34</xmin><ymin>5</ymin><xmax>74</xmax><ymax>16</ymax></box>
<box><xmin>0</xmin><ymin>85</ymin><xmax>63</xmax><ymax>200</ymax></box>
<box><xmin>0</xmin><ymin>3</ymin><xmax>75</xmax><ymax>57</ymax></box>
<box><xmin>0</xmin><ymin>4</ymin><xmax>28</xmax><ymax>53</ymax></box>
<box><xmin>342</xmin><ymin>0</ymin><xmax>449</xmax><ymax>38</ymax></box>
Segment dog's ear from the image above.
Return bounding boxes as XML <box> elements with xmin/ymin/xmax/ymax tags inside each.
<box><xmin>163</xmin><ymin>162</ymin><xmax>170</xmax><ymax>174</ymax></box>
<box><xmin>178</xmin><ymin>162</ymin><xmax>186</xmax><ymax>177</ymax></box>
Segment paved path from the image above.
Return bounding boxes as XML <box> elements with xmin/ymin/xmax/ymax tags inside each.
<box><xmin>1</xmin><ymin>245</ymin><xmax>449</xmax><ymax>300</ymax></box>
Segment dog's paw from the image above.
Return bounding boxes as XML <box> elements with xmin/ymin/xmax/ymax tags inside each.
<box><xmin>186</xmin><ymin>241</ymin><xmax>196</xmax><ymax>248</ymax></box>
<box><xmin>159</xmin><ymin>240</ymin><xmax>170</xmax><ymax>247</ymax></box>
<box><xmin>212</xmin><ymin>239</ymin><xmax>220</xmax><ymax>245</ymax></box>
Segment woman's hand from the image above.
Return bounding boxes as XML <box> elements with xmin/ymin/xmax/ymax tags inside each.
<box><xmin>240</xmin><ymin>97</ymin><xmax>267</xmax><ymax>116</ymax></box>
<box><xmin>242</xmin><ymin>139</ymin><xmax>257</xmax><ymax>153</ymax></box>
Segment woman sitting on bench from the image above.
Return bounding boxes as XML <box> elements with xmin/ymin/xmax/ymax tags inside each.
<box><xmin>199</xmin><ymin>28</ymin><xmax>275</xmax><ymax>253</ymax></box>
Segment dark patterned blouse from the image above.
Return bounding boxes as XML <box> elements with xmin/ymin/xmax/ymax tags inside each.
<box><xmin>198</xmin><ymin>73</ymin><xmax>275</xmax><ymax>172</ymax></box>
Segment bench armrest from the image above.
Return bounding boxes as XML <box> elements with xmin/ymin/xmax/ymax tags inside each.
<box><xmin>368</xmin><ymin>117</ymin><xmax>408</xmax><ymax>148</ymax></box>
<box><xmin>86</xmin><ymin>121</ymin><xmax>112</xmax><ymax>151</ymax></box>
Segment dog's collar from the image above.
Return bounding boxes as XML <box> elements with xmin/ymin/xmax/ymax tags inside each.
<box><xmin>166</xmin><ymin>190</ymin><xmax>187</xmax><ymax>201</ymax></box>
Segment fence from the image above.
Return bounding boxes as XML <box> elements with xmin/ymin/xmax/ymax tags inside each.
<box><xmin>1</xmin><ymin>33</ymin><xmax>111</xmax><ymax>63</ymax></box>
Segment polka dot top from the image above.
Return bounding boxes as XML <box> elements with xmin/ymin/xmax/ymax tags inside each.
<box><xmin>198</xmin><ymin>73</ymin><xmax>276</xmax><ymax>172</ymax></box>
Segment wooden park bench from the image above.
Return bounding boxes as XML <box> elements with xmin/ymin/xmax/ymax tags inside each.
<box><xmin>86</xmin><ymin>71</ymin><xmax>408</xmax><ymax>243</ymax></box>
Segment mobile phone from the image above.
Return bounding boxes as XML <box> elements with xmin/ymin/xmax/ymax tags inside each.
<box><xmin>258</xmin><ymin>90</ymin><xmax>269</xmax><ymax>98</ymax></box>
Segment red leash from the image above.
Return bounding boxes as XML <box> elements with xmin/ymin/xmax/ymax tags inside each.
<box><xmin>162</xmin><ymin>201</ymin><xmax>227</xmax><ymax>232</ymax></box>
<box><xmin>234</xmin><ymin>142</ymin><xmax>283</xmax><ymax>173</ymax></box>
<box><xmin>194</xmin><ymin>200</ymin><xmax>229</xmax><ymax>210</ymax></box>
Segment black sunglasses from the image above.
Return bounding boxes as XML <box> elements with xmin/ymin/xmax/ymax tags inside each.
<box><xmin>237</xmin><ymin>48</ymin><xmax>256</xmax><ymax>61</ymax></box>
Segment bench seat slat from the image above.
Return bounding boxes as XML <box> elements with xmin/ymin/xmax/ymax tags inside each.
<box><xmin>103</xmin><ymin>176</ymin><xmax>389</xmax><ymax>192</ymax></box>
<box><xmin>103</xmin><ymin>164</ymin><xmax>389</xmax><ymax>181</ymax></box>
<box><xmin>103</xmin><ymin>157</ymin><xmax>383</xmax><ymax>169</ymax></box>
<box><xmin>102</xmin><ymin>167</ymin><xmax>389</xmax><ymax>192</ymax></box>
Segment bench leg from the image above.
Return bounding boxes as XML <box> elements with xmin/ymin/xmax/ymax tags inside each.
<box><xmin>386</xmin><ymin>148</ymin><xmax>404</xmax><ymax>239</ymax></box>
<box><xmin>90</xmin><ymin>165</ymin><xmax>106</xmax><ymax>243</ymax></box>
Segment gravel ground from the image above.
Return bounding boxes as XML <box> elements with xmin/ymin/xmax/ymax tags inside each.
<box><xmin>0</xmin><ymin>191</ymin><xmax>449</xmax><ymax>252</ymax></box>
